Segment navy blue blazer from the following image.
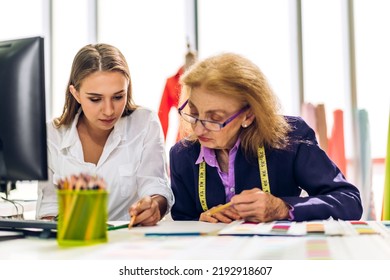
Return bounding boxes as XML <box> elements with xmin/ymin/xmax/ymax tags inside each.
<box><xmin>169</xmin><ymin>116</ymin><xmax>363</xmax><ymax>222</ymax></box>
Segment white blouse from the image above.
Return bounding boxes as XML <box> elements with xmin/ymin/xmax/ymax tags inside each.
<box><xmin>36</xmin><ymin>107</ymin><xmax>174</xmax><ymax>221</ymax></box>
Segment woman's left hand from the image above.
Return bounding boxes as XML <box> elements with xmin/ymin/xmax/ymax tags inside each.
<box><xmin>230</xmin><ymin>188</ymin><xmax>290</xmax><ymax>223</ymax></box>
<box><xmin>199</xmin><ymin>205</ymin><xmax>241</xmax><ymax>223</ymax></box>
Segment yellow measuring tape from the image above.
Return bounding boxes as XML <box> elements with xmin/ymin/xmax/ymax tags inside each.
<box><xmin>257</xmin><ymin>146</ymin><xmax>270</xmax><ymax>193</ymax></box>
<box><xmin>198</xmin><ymin>161</ymin><xmax>208</xmax><ymax>212</ymax></box>
<box><xmin>198</xmin><ymin>146</ymin><xmax>270</xmax><ymax>211</ymax></box>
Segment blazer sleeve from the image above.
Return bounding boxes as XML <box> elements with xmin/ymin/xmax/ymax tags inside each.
<box><xmin>169</xmin><ymin>142</ymin><xmax>200</xmax><ymax>221</ymax></box>
<box><xmin>281</xmin><ymin>118</ymin><xmax>363</xmax><ymax>221</ymax></box>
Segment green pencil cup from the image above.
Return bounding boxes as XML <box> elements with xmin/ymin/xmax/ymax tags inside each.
<box><xmin>57</xmin><ymin>189</ymin><xmax>108</xmax><ymax>246</ymax></box>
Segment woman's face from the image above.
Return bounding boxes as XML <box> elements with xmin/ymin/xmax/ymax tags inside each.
<box><xmin>70</xmin><ymin>71</ymin><xmax>128</xmax><ymax>132</ymax></box>
<box><xmin>188</xmin><ymin>86</ymin><xmax>251</xmax><ymax>150</ymax></box>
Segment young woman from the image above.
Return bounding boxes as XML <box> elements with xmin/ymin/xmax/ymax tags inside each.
<box><xmin>36</xmin><ymin>43</ymin><xmax>173</xmax><ymax>225</ymax></box>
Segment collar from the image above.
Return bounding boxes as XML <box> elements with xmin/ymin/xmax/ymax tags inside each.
<box><xmin>59</xmin><ymin>109</ymin><xmax>82</xmax><ymax>150</ymax></box>
<box><xmin>195</xmin><ymin>138</ymin><xmax>241</xmax><ymax>166</ymax></box>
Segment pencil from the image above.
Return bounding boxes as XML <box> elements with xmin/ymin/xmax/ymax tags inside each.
<box><xmin>206</xmin><ymin>202</ymin><xmax>233</xmax><ymax>216</ymax></box>
<box><xmin>128</xmin><ymin>215</ymin><xmax>136</xmax><ymax>229</ymax></box>
<box><xmin>129</xmin><ymin>200</ymin><xmax>142</xmax><ymax>229</ymax></box>
<box><xmin>107</xmin><ymin>223</ymin><xmax>129</xmax><ymax>231</ymax></box>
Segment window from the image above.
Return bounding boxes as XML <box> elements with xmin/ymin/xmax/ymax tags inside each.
<box><xmin>198</xmin><ymin>0</ymin><xmax>295</xmax><ymax>115</ymax></box>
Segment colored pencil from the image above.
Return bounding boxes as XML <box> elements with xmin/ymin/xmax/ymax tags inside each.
<box><xmin>207</xmin><ymin>202</ymin><xmax>233</xmax><ymax>216</ymax></box>
<box><xmin>128</xmin><ymin>215</ymin><xmax>137</xmax><ymax>229</ymax></box>
<box><xmin>107</xmin><ymin>223</ymin><xmax>130</xmax><ymax>231</ymax></box>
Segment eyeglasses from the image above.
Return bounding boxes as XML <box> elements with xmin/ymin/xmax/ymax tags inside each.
<box><xmin>178</xmin><ymin>99</ymin><xmax>250</xmax><ymax>131</ymax></box>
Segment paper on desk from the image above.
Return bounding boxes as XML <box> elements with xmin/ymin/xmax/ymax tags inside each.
<box><xmin>218</xmin><ymin>220</ymin><xmax>305</xmax><ymax>236</ymax></box>
<box><xmin>126</xmin><ymin>221</ymin><xmax>226</xmax><ymax>236</ymax></box>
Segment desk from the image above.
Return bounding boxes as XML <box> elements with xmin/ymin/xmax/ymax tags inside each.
<box><xmin>1</xmin><ymin>220</ymin><xmax>390</xmax><ymax>260</ymax></box>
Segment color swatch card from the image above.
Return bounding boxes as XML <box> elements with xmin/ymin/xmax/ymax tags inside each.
<box><xmin>342</xmin><ymin>220</ymin><xmax>383</xmax><ymax>236</ymax></box>
<box><xmin>218</xmin><ymin>220</ymin><xmax>357</xmax><ymax>237</ymax></box>
<box><xmin>218</xmin><ymin>220</ymin><xmax>305</xmax><ymax>236</ymax></box>
<box><xmin>349</xmin><ymin>221</ymin><xmax>377</xmax><ymax>234</ymax></box>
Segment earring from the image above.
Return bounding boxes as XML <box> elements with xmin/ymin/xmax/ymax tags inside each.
<box><xmin>242</xmin><ymin>123</ymin><xmax>248</xmax><ymax>128</ymax></box>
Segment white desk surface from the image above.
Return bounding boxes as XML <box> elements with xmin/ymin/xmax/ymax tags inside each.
<box><xmin>1</xmin><ymin>220</ymin><xmax>390</xmax><ymax>260</ymax></box>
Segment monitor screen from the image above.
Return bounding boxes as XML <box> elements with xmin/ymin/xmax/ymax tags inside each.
<box><xmin>0</xmin><ymin>36</ymin><xmax>48</xmax><ymax>196</ymax></box>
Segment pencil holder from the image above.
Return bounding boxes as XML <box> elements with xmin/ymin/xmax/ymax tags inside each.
<box><xmin>57</xmin><ymin>189</ymin><xmax>108</xmax><ymax>246</ymax></box>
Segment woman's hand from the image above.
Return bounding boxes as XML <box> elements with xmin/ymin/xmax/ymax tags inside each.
<box><xmin>128</xmin><ymin>195</ymin><xmax>167</xmax><ymax>226</ymax></box>
<box><xmin>199</xmin><ymin>204</ymin><xmax>241</xmax><ymax>223</ymax></box>
<box><xmin>230</xmin><ymin>188</ymin><xmax>290</xmax><ymax>223</ymax></box>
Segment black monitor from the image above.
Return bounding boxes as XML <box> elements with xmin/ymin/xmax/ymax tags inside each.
<box><xmin>0</xmin><ymin>36</ymin><xmax>48</xmax><ymax>199</ymax></box>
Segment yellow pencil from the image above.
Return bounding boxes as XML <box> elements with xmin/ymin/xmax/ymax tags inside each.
<box><xmin>128</xmin><ymin>214</ymin><xmax>137</xmax><ymax>229</ymax></box>
<box><xmin>128</xmin><ymin>199</ymin><xmax>143</xmax><ymax>229</ymax></box>
<box><xmin>206</xmin><ymin>202</ymin><xmax>233</xmax><ymax>216</ymax></box>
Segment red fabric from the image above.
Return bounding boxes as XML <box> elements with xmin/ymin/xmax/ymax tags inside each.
<box><xmin>158</xmin><ymin>67</ymin><xmax>184</xmax><ymax>140</ymax></box>
<box><xmin>328</xmin><ymin>109</ymin><xmax>347</xmax><ymax>176</ymax></box>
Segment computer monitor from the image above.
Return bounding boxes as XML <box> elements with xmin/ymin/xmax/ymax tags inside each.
<box><xmin>0</xmin><ymin>36</ymin><xmax>48</xmax><ymax>199</ymax></box>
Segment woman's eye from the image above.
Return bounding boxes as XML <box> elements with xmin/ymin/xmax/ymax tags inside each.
<box><xmin>189</xmin><ymin>112</ymin><xmax>199</xmax><ymax>117</ymax></box>
<box><xmin>113</xmin><ymin>95</ymin><xmax>124</xmax><ymax>101</ymax></box>
<box><xmin>210</xmin><ymin>115</ymin><xmax>224</xmax><ymax>122</ymax></box>
<box><xmin>89</xmin><ymin>98</ymin><xmax>101</xmax><ymax>102</ymax></box>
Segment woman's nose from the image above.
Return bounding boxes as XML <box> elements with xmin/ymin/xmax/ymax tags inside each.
<box><xmin>102</xmin><ymin>100</ymin><xmax>114</xmax><ymax>116</ymax></box>
<box><xmin>193</xmin><ymin>120</ymin><xmax>208</xmax><ymax>134</ymax></box>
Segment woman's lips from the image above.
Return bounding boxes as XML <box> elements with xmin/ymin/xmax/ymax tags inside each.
<box><xmin>198</xmin><ymin>136</ymin><xmax>211</xmax><ymax>142</ymax></box>
<box><xmin>100</xmin><ymin>118</ymin><xmax>115</xmax><ymax>125</ymax></box>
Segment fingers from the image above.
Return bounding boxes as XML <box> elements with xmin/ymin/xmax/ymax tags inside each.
<box><xmin>230</xmin><ymin>188</ymin><xmax>289</xmax><ymax>222</ymax></box>
<box><xmin>199</xmin><ymin>212</ymin><xmax>219</xmax><ymax>223</ymax></box>
<box><xmin>200</xmin><ymin>205</ymin><xmax>242</xmax><ymax>224</ymax></box>
<box><xmin>231</xmin><ymin>188</ymin><xmax>264</xmax><ymax>205</ymax></box>
<box><xmin>211</xmin><ymin>210</ymin><xmax>237</xmax><ymax>224</ymax></box>
<box><xmin>129</xmin><ymin>196</ymin><xmax>161</xmax><ymax>226</ymax></box>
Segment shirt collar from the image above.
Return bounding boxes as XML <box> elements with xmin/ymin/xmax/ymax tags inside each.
<box><xmin>195</xmin><ymin>138</ymin><xmax>241</xmax><ymax>166</ymax></box>
<box><xmin>59</xmin><ymin>109</ymin><xmax>81</xmax><ymax>150</ymax></box>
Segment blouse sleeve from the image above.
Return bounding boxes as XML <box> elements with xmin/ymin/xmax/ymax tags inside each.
<box><xmin>135</xmin><ymin>111</ymin><xmax>174</xmax><ymax>214</ymax></box>
<box><xmin>36</xmin><ymin>167</ymin><xmax>58</xmax><ymax>219</ymax></box>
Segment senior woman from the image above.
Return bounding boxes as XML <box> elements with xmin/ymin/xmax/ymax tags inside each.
<box><xmin>169</xmin><ymin>52</ymin><xmax>362</xmax><ymax>223</ymax></box>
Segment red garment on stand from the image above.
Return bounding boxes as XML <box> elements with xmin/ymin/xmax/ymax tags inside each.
<box><xmin>328</xmin><ymin>109</ymin><xmax>347</xmax><ymax>176</ymax></box>
<box><xmin>158</xmin><ymin>67</ymin><xmax>184</xmax><ymax>140</ymax></box>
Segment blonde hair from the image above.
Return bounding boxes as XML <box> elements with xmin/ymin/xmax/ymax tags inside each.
<box><xmin>179</xmin><ymin>52</ymin><xmax>291</xmax><ymax>158</ymax></box>
<box><xmin>54</xmin><ymin>43</ymin><xmax>137</xmax><ymax>127</ymax></box>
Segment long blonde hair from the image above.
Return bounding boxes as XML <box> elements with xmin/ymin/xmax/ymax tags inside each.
<box><xmin>179</xmin><ymin>52</ymin><xmax>291</xmax><ymax>158</ymax></box>
<box><xmin>54</xmin><ymin>43</ymin><xmax>137</xmax><ymax>127</ymax></box>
